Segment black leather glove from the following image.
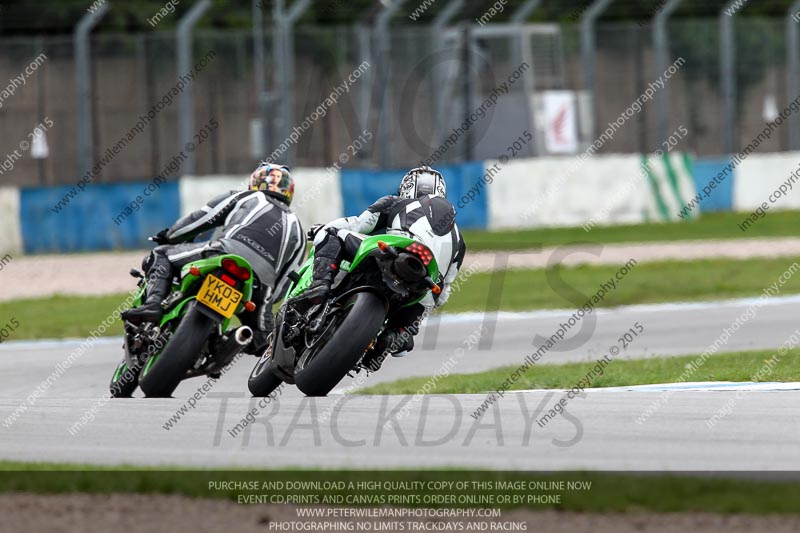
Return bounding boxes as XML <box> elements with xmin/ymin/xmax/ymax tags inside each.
<box><xmin>149</xmin><ymin>228</ymin><xmax>170</xmax><ymax>245</ymax></box>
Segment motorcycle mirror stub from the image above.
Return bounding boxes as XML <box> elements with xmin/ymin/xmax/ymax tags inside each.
<box><xmin>378</xmin><ymin>240</ymin><xmax>398</xmax><ymax>257</ymax></box>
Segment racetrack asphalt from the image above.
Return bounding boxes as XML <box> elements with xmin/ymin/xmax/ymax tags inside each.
<box><xmin>1</xmin><ymin>295</ymin><xmax>799</xmax><ymax>470</ymax></box>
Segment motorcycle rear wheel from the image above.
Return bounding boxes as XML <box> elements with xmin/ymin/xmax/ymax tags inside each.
<box><xmin>294</xmin><ymin>291</ymin><xmax>387</xmax><ymax>397</ymax></box>
<box><xmin>139</xmin><ymin>303</ymin><xmax>215</xmax><ymax>398</ymax></box>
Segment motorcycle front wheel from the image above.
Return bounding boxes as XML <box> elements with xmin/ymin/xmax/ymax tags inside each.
<box><xmin>248</xmin><ymin>338</ymin><xmax>284</xmax><ymax>397</ymax></box>
<box><xmin>108</xmin><ymin>357</ymin><xmax>140</xmax><ymax>398</ymax></box>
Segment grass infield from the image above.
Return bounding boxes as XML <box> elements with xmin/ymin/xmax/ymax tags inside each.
<box><xmin>462</xmin><ymin>210</ymin><xmax>800</xmax><ymax>251</ymax></box>
<box><xmin>357</xmin><ymin>349</ymin><xmax>800</xmax><ymax>395</ymax></box>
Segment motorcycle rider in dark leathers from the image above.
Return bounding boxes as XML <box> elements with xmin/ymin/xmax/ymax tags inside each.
<box><xmin>121</xmin><ymin>162</ymin><xmax>307</xmax><ymax>355</ymax></box>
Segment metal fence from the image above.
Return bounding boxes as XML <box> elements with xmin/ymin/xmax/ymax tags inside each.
<box><xmin>0</xmin><ymin>17</ymin><xmax>795</xmax><ymax>187</ymax></box>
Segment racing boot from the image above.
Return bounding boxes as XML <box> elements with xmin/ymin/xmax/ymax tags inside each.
<box><xmin>122</xmin><ymin>254</ymin><xmax>173</xmax><ymax>324</ymax></box>
<box><xmin>362</xmin><ymin>306</ymin><xmax>423</xmax><ymax>371</ymax></box>
<box><xmin>362</xmin><ymin>328</ymin><xmax>415</xmax><ymax>371</ymax></box>
<box><xmin>291</xmin><ymin>232</ymin><xmax>343</xmax><ymax>315</ymax></box>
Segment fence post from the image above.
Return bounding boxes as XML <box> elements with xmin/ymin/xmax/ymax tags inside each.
<box><xmin>177</xmin><ymin>0</ymin><xmax>211</xmax><ymax>176</ymax></box>
<box><xmin>36</xmin><ymin>36</ymin><xmax>47</xmax><ymax>185</ymax></box>
<box><xmin>720</xmin><ymin>0</ymin><xmax>740</xmax><ymax>156</ymax></box>
<box><xmin>460</xmin><ymin>23</ymin><xmax>472</xmax><ymax>161</ymax></box>
<box><xmin>431</xmin><ymin>0</ymin><xmax>463</xmax><ymax>149</ymax></box>
<box><xmin>272</xmin><ymin>0</ymin><xmax>312</xmax><ymax>167</ymax></box>
<box><xmin>580</xmin><ymin>0</ymin><xmax>615</xmax><ymax>142</ymax></box>
<box><xmin>253</xmin><ymin>0</ymin><xmax>269</xmax><ymax>159</ymax></box>
<box><xmin>653</xmin><ymin>0</ymin><xmax>683</xmax><ymax>149</ymax></box>
<box><xmin>375</xmin><ymin>0</ymin><xmax>408</xmax><ymax>168</ymax></box>
<box><xmin>74</xmin><ymin>2</ymin><xmax>110</xmax><ymax>182</ymax></box>
<box><xmin>788</xmin><ymin>1</ymin><xmax>800</xmax><ymax>149</ymax></box>
<box><xmin>511</xmin><ymin>0</ymin><xmax>542</xmax><ymax>157</ymax></box>
<box><xmin>511</xmin><ymin>0</ymin><xmax>542</xmax><ymax>23</ymax></box>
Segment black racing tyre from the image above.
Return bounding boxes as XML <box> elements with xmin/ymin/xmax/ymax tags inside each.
<box><xmin>108</xmin><ymin>358</ymin><xmax>140</xmax><ymax>398</ymax></box>
<box><xmin>294</xmin><ymin>292</ymin><xmax>387</xmax><ymax>397</ymax></box>
<box><xmin>248</xmin><ymin>341</ymin><xmax>284</xmax><ymax>397</ymax></box>
<box><xmin>139</xmin><ymin>304</ymin><xmax>215</xmax><ymax>398</ymax></box>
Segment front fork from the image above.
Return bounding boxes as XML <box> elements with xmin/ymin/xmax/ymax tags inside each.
<box><xmin>124</xmin><ymin>322</ymin><xmax>172</xmax><ymax>371</ymax></box>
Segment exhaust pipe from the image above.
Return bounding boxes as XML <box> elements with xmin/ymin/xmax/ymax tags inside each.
<box><xmin>211</xmin><ymin>326</ymin><xmax>254</xmax><ymax>372</ymax></box>
<box><xmin>235</xmin><ymin>326</ymin><xmax>253</xmax><ymax>346</ymax></box>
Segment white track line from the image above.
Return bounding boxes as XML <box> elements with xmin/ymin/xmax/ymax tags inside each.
<box><xmin>513</xmin><ymin>381</ymin><xmax>800</xmax><ymax>392</ymax></box>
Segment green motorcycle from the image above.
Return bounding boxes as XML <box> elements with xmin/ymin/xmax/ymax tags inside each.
<box><xmin>248</xmin><ymin>233</ymin><xmax>440</xmax><ymax>397</ymax></box>
<box><xmin>110</xmin><ymin>255</ymin><xmax>257</xmax><ymax>398</ymax></box>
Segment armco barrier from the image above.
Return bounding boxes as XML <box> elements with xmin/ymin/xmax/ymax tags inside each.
<box><xmin>0</xmin><ymin>187</ymin><xmax>23</xmax><ymax>254</ymax></box>
<box><xmin>20</xmin><ymin>181</ymin><xmax>180</xmax><ymax>253</ymax></box>
<box><xmin>340</xmin><ymin>162</ymin><xmax>487</xmax><ymax>230</ymax></box>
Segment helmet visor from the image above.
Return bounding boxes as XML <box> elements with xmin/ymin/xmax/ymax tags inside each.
<box><xmin>251</xmin><ymin>165</ymin><xmax>291</xmax><ymax>192</ymax></box>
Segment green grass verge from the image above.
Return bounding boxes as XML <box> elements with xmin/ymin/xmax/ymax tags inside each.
<box><xmin>463</xmin><ymin>210</ymin><xmax>800</xmax><ymax>251</ymax></box>
<box><xmin>0</xmin><ymin>294</ymin><xmax>129</xmax><ymax>340</ymax></box>
<box><xmin>444</xmin><ymin>256</ymin><xmax>800</xmax><ymax>312</ymax></box>
<box><xmin>0</xmin><ymin>466</ymin><xmax>800</xmax><ymax>514</ymax></box>
<box><xmin>2</xmin><ymin>256</ymin><xmax>800</xmax><ymax>341</ymax></box>
<box><xmin>358</xmin><ymin>349</ymin><xmax>800</xmax><ymax>395</ymax></box>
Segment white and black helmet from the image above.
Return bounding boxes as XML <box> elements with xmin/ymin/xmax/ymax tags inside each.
<box><xmin>398</xmin><ymin>166</ymin><xmax>447</xmax><ymax>199</ymax></box>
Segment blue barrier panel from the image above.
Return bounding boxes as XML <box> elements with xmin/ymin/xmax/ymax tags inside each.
<box><xmin>20</xmin><ymin>180</ymin><xmax>180</xmax><ymax>253</ymax></box>
<box><xmin>340</xmin><ymin>162</ymin><xmax>487</xmax><ymax>229</ymax></box>
<box><xmin>692</xmin><ymin>158</ymin><xmax>734</xmax><ymax>212</ymax></box>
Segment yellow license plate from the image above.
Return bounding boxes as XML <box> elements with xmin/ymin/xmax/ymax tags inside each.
<box><xmin>197</xmin><ymin>274</ymin><xmax>243</xmax><ymax>318</ymax></box>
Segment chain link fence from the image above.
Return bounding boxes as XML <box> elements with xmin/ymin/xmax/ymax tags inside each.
<box><xmin>0</xmin><ymin>19</ymin><xmax>792</xmax><ymax>187</ymax></box>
